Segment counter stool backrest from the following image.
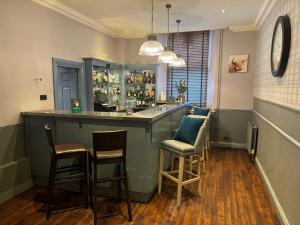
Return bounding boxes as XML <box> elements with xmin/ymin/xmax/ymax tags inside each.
<box><xmin>92</xmin><ymin>130</ymin><xmax>127</xmax><ymax>157</ymax></box>
<box><xmin>193</xmin><ymin>125</ymin><xmax>206</xmax><ymax>153</ymax></box>
<box><xmin>44</xmin><ymin>124</ymin><xmax>56</xmax><ymax>156</ymax></box>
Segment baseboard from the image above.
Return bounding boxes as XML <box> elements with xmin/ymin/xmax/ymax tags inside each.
<box><xmin>0</xmin><ymin>179</ymin><xmax>33</xmax><ymax>204</ymax></box>
<box><xmin>211</xmin><ymin>141</ymin><xmax>246</xmax><ymax>149</ymax></box>
<box><xmin>255</xmin><ymin>158</ymin><xmax>289</xmax><ymax>225</ymax></box>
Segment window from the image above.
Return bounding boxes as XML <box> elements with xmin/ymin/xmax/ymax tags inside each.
<box><xmin>167</xmin><ymin>31</ymin><xmax>210</xmax><ymax>106</ymax></box>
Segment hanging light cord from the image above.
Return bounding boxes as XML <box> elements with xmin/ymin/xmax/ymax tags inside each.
<box><xmin>166</xmin><ymin>4</ymin><xmax>171</xmax><ymax>47</ymax></box>
<box><xmin>151</xmin><ymin>0</ymin><xmax>154</xmax><ymax>34</ymax></box>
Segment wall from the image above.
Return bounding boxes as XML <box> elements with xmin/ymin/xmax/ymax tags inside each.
<box><xmin>0</xmin><ymin>0</ymin><xmax>120</xmax><ymax>203</ymax></box>
<box><xmin>253</xmin><ymin>0</ymin><xmax>300</xmax><ymax>224</ymax></box>
<box><xmin>209</xmin><ymin>29</ymin><xmax>257</xmax><ymax>147</ymax></box>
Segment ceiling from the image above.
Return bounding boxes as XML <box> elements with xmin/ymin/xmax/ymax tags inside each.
<box><xmin>49</xmin><ymin>0</ymin><xmax>265</xmax><ymax>38</ymax></box>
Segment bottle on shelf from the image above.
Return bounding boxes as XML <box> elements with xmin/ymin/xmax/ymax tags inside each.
<box><xmin>127</xmin><ymin>73</ymin><xmax>132</xmax><ymax>84</ymax></box>
<box><xmin>147</xmin><ymin>73</ymin><xmax>151</xmax><ymax>83</ymax></box>
<box><xmin>151</xmin><ymin>73</ymin><xmax>156</xmax><ymax>84</ymax></box>
<box><xmin>151</xmin><ymin>86</ymin><xmax>156</xmax><ymax>100</ymax></box>
<box><xmin>143</xmin><ymin>72</ymin><xmax>147</xmax><ymax>83</ymax></box>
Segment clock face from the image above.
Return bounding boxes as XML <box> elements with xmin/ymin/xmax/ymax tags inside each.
<box><xmin>270</xmin><ymin>15</ymin><xmax>291</xmax><ymax>77</ymax></box>
<box><xmin>272</xmin><ymin>23</ymin><xmax>283</xmax><ymax>71</ymax></box>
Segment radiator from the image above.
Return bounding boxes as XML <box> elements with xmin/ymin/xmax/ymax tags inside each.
<box><xmin>246</xmin><ymin>121</ymin><xmax>258</xmax><ymax>161</ymax></box>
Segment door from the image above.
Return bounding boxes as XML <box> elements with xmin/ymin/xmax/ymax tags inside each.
<box><xmin>56</xmin><ymin>66</ymin><xmax>79</xmax><ymax>110</ymax></box>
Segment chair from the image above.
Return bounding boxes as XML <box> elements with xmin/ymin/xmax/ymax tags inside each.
<box><xmin>189</xmin><ymin>108</ymin><xmax>212</xmax><ymax>161</ymax></box>
<box><xmin>158</xmin><ymin>124</ymin><xmax>206</xmax><ymax>206</ymax></box>
<box><xmin>89</xmin><ymin>130</ymin><xmax>132</xmax><ymax>225</ymax></box>
<box><xmin>44</xmin><ymin>124</ymin><xmax>89</xmax><ymax>219</ymax></box>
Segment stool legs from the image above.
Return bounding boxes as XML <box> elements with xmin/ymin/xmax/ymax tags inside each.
<box><xmin>177</xmin><ymin>156</ymin><xmax>184</xmax><ymax>206</ymax></box>
<box><xmin>82</xmin><ymin>154</ymin><xmax>89</xmax><ymax>209</ymax></box>
<box><xmin>93</xmin><ymin>161</ymin><xmax>98</xmax><ymax>225</ymax></box>
<box><xmin>46</xmin><ymin>158</ymin><xmax>56</xmax><ymax>219</ymax></box>
<box><xmin>158</xmin><ymin>149</ymin><xmax>164</xmax><ymax>194</ymax></box>
<box><xmin>123</xmin><ymin>162</ymin><xmax>132</xmax><ymax>222</ymax></box>
<box><xmin>196</xmin><ymin>153</ymin><xmax>202</xmax><ymax>196</ymax></box>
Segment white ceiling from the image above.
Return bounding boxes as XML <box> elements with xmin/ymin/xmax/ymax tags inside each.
<box><xmin>50</xmin><ymin>0</ymin><xmax>265</xmax><ymax>38</ymax></box>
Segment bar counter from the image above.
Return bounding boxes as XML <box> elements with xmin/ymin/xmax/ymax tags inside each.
<box><xmin>21</xmin><ymin>103</ymin><xmax>189</xmax><ymax>202</ymax></box>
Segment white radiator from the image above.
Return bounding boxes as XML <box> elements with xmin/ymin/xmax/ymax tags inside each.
<box><xmin>246</xmin><ymin>121</ymin><xmax>258</xmax><ymax>161</ymax></box>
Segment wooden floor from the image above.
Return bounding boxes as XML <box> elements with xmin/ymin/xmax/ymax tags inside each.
<box><xmin>0</xmin><ymin>149</ymin><xmax>280</xmax><ymax>225</ymax></box>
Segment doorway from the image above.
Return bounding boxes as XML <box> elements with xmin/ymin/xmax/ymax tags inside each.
<box><xmin>52</xmin><ymin>58</ymin><xmax>85</xmax><ymax>110</ymax></box>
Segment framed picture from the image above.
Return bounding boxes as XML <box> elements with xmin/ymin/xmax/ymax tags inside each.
<box><xmin>229</xmin><ymin>55</ymin><xmax>249</xmax><ymax>73</ymax></box>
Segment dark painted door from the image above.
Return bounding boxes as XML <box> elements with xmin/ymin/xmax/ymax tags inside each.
<box><xmin>56</xmin><ymin>66</ymin><xmax>79</xmax><ymax>110</ymax></box>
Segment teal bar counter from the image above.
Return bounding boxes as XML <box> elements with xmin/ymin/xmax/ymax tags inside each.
<box><xmin>21</xmin><ymin>103</ymin><xmax>189</xmax><ymax>202</ymax></box>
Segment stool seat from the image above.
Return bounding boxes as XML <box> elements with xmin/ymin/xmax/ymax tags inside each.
<box><xmin>88</xmin><ymin>148</ymin><xmax>123</xmax><ymax>158</ymax></box>
<box><xmin>161</xmin><ymin>140</ymin><xmax>194</xmax><ymax>155</ymax></box>
<box><xmin>55</xmin><ymin>144</ymin><xmax>86</xmax><ymax>154</ymax></box>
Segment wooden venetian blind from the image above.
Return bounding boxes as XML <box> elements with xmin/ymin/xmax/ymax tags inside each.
<box><xmin>167</xmin><ymin>31</ymin><xmax>210</xmax><ymax>106</ymax></box>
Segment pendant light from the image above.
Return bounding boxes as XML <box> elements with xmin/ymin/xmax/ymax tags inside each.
<box><xmin>139</xmin><ymin>0</ymin><xmax>164</xmax><ymax>56</ymax></box>
<box><xmin>157</xmin><ymin>4</ymin><xmax>177</xmax><ymax>64</ymax></box>
<box><xmin>169</xmin><ymin>20</ymin><xmax>186</xmax><ymax>67</ymax></box>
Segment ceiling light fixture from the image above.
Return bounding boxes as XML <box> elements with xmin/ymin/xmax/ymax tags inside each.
<box><xmin>157</xmin><ymin>4</ymin><xmax>178</xmax><ymax>64</ymax></box>
<box><xmin>221</xmin><ymin>9</ymin><xmax>226</xmax><ymax>13</ymax></box>
<box><xmin>169</xmin><ymin>19</ymin><xmax>186</xmax><ymax>67</ymax></box>
<box><xmin>139</xmin><ymin>0</ymin><xmax>164</xmax><ymax>56</ymax></box>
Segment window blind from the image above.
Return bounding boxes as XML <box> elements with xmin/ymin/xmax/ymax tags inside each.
<box><xmin>167</xmin><ymin>31</ymin><xmax>210</xmax><ymax>106</ymax></box>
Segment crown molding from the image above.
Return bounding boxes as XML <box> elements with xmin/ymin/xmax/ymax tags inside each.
<box><xmin>32</xmin><ymin>0</ymin><xmax>118</xmax><ymax>38</ymax></box>
<box><xmin>229</xmin><ymin>24</ymin><xmax>257</xmax><ymax>32</ymax></box>
<box><xmin>254</xmin><ymin>0</ymin><xmax>278</xmax><ymax>29</ymax></box>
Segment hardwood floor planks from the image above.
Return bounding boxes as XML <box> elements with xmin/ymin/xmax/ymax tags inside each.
<box><xmin>0</xmin><ymin>149</ymin><xmax>280</xmax><ymax>225</ymax></box>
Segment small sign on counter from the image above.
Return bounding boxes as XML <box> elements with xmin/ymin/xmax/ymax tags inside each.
<box><xmin>71</xmin><ymin>98</ymin><xmax>82</xmax><ymax>113</ymax></box>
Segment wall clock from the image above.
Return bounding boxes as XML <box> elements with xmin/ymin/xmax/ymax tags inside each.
<box><xmin>270</xmin><ymin>15</ymin><xmax>291</xmax><ymax>77</ymax></box>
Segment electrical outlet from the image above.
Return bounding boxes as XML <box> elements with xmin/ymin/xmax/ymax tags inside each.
<box><xmin>223</xmin><ymin>136</ymin><xmax>230</xmax><ymax>141</ymax></box>
<box><xmin>40</xmin><ymin>95</ymin><xmax>47</xmax><ymax>101</ymax></box>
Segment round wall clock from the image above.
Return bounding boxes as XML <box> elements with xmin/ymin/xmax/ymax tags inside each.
<box><xmin>270</xmin><ymin>15</ymin><xmax>291</xmax><ymax>77</ymax></box>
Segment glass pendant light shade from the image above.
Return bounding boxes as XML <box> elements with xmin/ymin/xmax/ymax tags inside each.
<box><xmin>170</xmin><ymin>54</ymin><xmax>186</xmax><ymax>67</ymax></box>
<box><xmin>139</xmin><ymin>0</ymin><xmax>163</xmax><ymax>56</ymax></box>
<box><xmin>158</xmin><ymin>47</ymin><xmax>177</xmax><ymax>63</ymax></box>
<box><xmin>169</xmin><ymin>20</ymin><xmax>186</xmax><ymax>67</ymax></box>
<box><xmin>139</xmin><ymin>34</ymin><xmax>164</xmax><ymax>56</ymax></box>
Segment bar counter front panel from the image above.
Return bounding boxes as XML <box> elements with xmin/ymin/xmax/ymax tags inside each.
<box><xmin>22</xmin><ymin>104</ymin><xmax>188</xmax><ymax>202</ymax></box>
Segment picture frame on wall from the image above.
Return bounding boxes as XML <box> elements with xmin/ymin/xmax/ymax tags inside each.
<box><xmin>229</xmin><ymin>55</ymin><xmax>249</xmax><ymax>73</ymax></box>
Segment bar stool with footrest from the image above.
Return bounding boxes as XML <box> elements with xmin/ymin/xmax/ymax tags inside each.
<box><xmin>89</xmin><ymin>130</ymin><xmax>132</xmax><ymax>225</ymax></box>
<box><xmin>158</xmin><ymin>116</ymin><xmax>206</xmax><ymax>206</ymax></box>
<box><xmin>44</xmin><ymin>124</ymin><xmax>89</xmax><ymax>219</ymax></box>
<box><xmin>190</xmin><ymin>107</ymin><xmax>212</xmax><ymax>160</ymax></box>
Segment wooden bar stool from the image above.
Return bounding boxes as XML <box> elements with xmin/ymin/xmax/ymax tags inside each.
<box><xmin>158</xmin><ymin>117</ymin><xmax>206</xmax><ymax>206</ymax></box>
<box><xmin>44</xmin><ymin>124</ymin><xmax>89</xmax><ymax>219</ymax></box>
<box><xmin>89</xmin><ymin>130</ymin><xmax>132</xmax><ymax>225</ymax></box>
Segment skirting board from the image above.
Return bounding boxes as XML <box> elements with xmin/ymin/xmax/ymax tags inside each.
<box><xmin>0</xmin><ymin>179</ymin><xmax>33</xmax><ymax>204</ymax></box>
<box><xmin>255</xmin><ymin>158</ymin><xmax>289</xmax><ymax>225</ymax></box>
<box><xmin>211</xmin><ymin>141</ymin><xmax>246</xmax><ymax>149</ymax></box>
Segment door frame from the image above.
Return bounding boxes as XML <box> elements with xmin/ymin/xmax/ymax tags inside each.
<box><xmin>52</xmin><ymin>58</ymin><xmax>86</xmax><ymax>110</ymax></box>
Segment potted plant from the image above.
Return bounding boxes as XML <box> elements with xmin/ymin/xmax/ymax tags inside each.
<box><xmin>177</xmin><ymin>80</ymin><xmax>187</xmax><ymax>102</ymax></box>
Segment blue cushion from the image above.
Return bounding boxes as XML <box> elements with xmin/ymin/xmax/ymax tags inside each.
<box><xmin>193</xmin><ymin>107</ymin><xmax>209</xmax><ymax>116</ymax></box>
<box><xmin>174</xmin><ymin>116</ymin><xmax>205</xmax><ymax>145</ymax></box>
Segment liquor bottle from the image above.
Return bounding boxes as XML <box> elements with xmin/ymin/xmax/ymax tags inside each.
<box><xmin>143</xmin><ymin>72</ymin><xmax>147</xmax><ymax>83</ymax></box>
<box><xmin>151</xmin><ymin>86</ymin><xmax>156</xmax><ymax>100</ymax></box>
<box><xmin>127</xmin><ymin>74</ymin><xmax>131</xmax><ymax>84</ymax></box>
<box><xmin>131</xmin><ymin>72</ymin><xmax>135</xmax><ymax>84</ymax></box>
<box><xmin>151</xmin><ymin>73</ymin><xmax>156</xmax><ymax>83</ymax></box>
<box><xmin>147</xmin><ymin>73</ymin><xmax>151</xmax><ymax>83</ymax></box>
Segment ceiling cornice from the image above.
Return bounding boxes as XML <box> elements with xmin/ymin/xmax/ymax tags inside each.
<box><xmin>228</xmin><ymin>24</ymin><xmax>256</xmax><ymax>32</ymax></box>
<box><xmin>254</xmin><ymin>0</ymin><xmax>278</xmax><ymax>29</ymax></box>
<box><xmin>32</xmin><ymin>0</ymin><xmax>118</xmax><ymax>38</ymax></box>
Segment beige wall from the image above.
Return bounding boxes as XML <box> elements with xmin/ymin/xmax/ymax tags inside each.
<box><xmin>0</xmin><ymin>0</ymin><xmax>120</xmax><ymax>126</ymax></box>
<box><xmin>211</xmin><ymin>29</ymin><xmax>257</xmax><ymax>110</ymax></box>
